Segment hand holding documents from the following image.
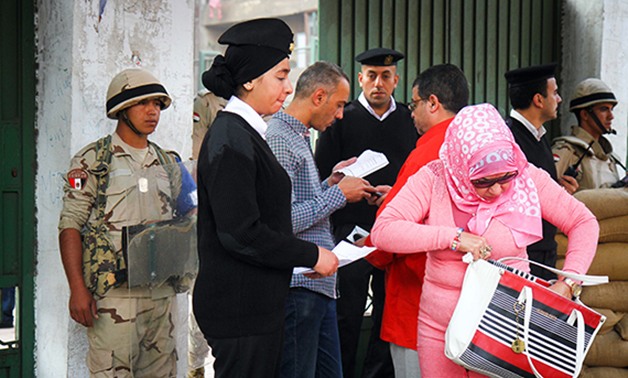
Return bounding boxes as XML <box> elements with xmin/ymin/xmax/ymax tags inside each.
<box><xmin>294</xmin><ymin>241</ymin><xmax>376</xmax><ymax>275</ymax></box>
<box><xmin>335</xmin><ymin>150</ymin><xmax>389</xmax><ymax>178</ymax></box>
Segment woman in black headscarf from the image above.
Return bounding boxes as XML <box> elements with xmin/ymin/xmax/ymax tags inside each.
<box><xmin>193</xmin><ymin>18</ymin><xmax>338</xmax><ymax>377</ymax></box>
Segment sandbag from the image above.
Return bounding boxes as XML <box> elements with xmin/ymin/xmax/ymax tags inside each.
<box><xmin>555</xmin><ymin>243</ymin><xmax>628</xmax><ymax>281</ymax></box>
<box><xmin>575</xmin><ymin>188</ymin><xmax>628</xmax><ymax>220</ymax></box>
<box><xmin>617</xmin><ymin>313</ymin><xmax>628</xmax><ymax>341</ymax></box>
<box><xmin>580</xmin><ymin>281</ymin><xmax>628</xmax><ymax>312</ymax></box>
<box><xmin>598</xmin><ymin>215</ymin><xmax>628</xmax><ymax>243</ymax></box>
<box><xmin>580</xmin><ymin>366</ymin><xmax>628</xmax><ymax>378</ymax></box>
<box><xmin>583</xmin><ymin>331</ymin><xmax>628</xmax><ymax>367</ymax></box>
<box><xmin>592</xmin><ymin>308</ymin><xmax>626</xmax><ymax>335</ymax></box>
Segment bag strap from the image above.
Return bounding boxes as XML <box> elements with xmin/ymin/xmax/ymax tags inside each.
<box><xmin>517</xmin><ymin>287</ymin><xmax>586</xmax><ymax>378</ymax></box>
<box><xmin>497</xmin><ymin>256</ymin><xmax>608</xmax><ymax>286</ymax></box>
<box><xmin>93</xmin><ymin>135</ymin><xmax>113</xmax><ymax>226</ymax></box>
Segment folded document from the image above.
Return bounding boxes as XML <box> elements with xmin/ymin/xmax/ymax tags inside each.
<box><xmin>336</xmin><ymin>150</ymin><xmax>389</xmax><ymax>178</ymax></box>
<box><xmin>294</xmin><ymin>241</ymin><xmax>376</xmax><ymax>275</ymax></box>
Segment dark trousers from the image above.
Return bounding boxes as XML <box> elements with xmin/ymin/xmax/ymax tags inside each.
<box><xmin>208</xmin><ymin>331</ymin><xmax>284</xmax><ymax>378</ymax></box>
<box><xmin>527</xmin><ymin>249</ymin><xmax>557</xmax><ymax>281</ymax></box>
<box><xmin>280</xmin><ymin>288</ymin><xmax>342</xmax><ymax>378</ymax></box>
<box><xmin>337</xmin><ymin>259</ymin><xmax>394</xmax><ymax>378</ymax></box>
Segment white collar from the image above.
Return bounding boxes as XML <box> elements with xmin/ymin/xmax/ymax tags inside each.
<box><xmin>223</xmin><ymin>96</ymin><xmax>268</xmax><ymax>139</ymax></box>
<box><xmin>510</xmin><ymin>109</ymin><xmax>546</xmax><ymax>141</ymax></box>
<box><xmin>358</xmin><ymin>92</ymin><xmax>397</xmax><ymax>121</ymax></box>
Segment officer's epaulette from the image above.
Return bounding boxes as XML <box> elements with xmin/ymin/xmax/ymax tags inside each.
<box><xmin>552</xmin><ymin>136</ymin><xmax>594</xmax><ymax>155</ymax></box>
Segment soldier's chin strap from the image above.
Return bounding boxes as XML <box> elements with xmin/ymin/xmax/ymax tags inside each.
<box><xmin>586</xmin><ymin>107</ymin><xmax>617</xmax><ymax>135</ymax></box>
<box><xmin>121</xmin><ymin>110</ymin><xmax>145</xmax><ymax>136</ymax></box>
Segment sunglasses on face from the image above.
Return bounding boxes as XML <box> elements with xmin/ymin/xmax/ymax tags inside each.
<box><xmin>471</xmin><ymin>170</ymin><xmax>519</xmax><ymax>188</ymax></box>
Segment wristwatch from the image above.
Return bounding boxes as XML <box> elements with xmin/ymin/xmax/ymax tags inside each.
<box><xmin>562</xmin><ymin>278</ymin><xmax>583</xmax><ymax>297</ymax></box>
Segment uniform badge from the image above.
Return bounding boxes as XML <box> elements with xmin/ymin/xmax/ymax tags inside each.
<box><xmin>553</xmin><ymin>153</ymin><xmax>560</xmax><ymax>163</ymax></box>
<box><xmin>193</xmin><ymin>112</ymin><xmax>201</xmax><ymax>123</ymax></box>
<box><xmin>384</xmin><ymin>55</ymin><xmax>393</xmax><ymax>65</ymax></box>
<box><xmin>68</xmin><ymin>168</ymin><xmax>88</xmax><ymax>190</ymax></box>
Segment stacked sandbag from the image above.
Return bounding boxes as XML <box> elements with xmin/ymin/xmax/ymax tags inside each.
<box><xmin>555</xmin><ymin>188</ymin><xmax>628</xmax><ymax>378</ymax></box>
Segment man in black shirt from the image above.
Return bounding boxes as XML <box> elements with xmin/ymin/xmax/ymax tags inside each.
<box><xmin>504</xmin><ymin>64</ymin><xmax>579</xmax><ymax>280</ymax></box>
<box><xmin>315</xmin><ymin>48</ymin><xmax>417</xmax><ymax>378</ymax></box>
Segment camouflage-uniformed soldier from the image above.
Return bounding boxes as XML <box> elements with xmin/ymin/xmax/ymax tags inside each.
<box><xmin>59</xmin><ymin>68</ymin><xmax>183</xmax><ymax>377</ymax></box>
<box><xmin>552</xmin><ymin>78</ymin><xmax>622</xmax><ymax>191</ymax></box>
<box><xmin>191</xmin><ymin>89</ymin><xmax>226</xmax><ymax>160</ymax></box>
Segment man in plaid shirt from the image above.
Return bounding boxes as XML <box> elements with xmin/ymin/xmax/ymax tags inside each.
<box><xmin>267</xmin><ymin>61</ymin><xmax>380</xmax><ymax>378</ymax></box>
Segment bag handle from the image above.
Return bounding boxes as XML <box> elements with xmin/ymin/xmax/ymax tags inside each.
<box><xmin>497</xmin><ymin>256</ymin><xmax>608</xmax><ymax>286</ymax></box>
<box><xmin>518</xmin><ymin>287</ymin><xmax>586</xmax><ymax>378</ymax></box>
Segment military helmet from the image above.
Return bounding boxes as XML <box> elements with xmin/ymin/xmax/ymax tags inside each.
<box><xmin>569</xmin><ymin>78</ymin><xmax>617</xmax><ymax>112</ymax></box>
<box><xmin>106</xmin><ymin>68</ymin><xmax>172</xmax><ymax>119</ymax></box>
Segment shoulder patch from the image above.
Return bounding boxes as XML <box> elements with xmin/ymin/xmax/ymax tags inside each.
<box><xmin>193</xmin><ymin>112</ymin><xmax>201</xmax><ymax>123</ymax></box>
<box><xmin>553</xmin><ymin>153</ymin><xmax>560</xmax><ymax>163</ymax></box>
<box><xmin>68</xmin><ymin>168</ymin><xmax>89</xmax><ymax>190</ymax></box>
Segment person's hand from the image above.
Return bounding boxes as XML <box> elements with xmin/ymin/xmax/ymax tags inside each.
<box><xmin>456</xmin><ymin>232</ymin><xmax>492</xmax><ymax>261</ymax></box>
<box><xmin>548</xmin><ymin>280</ymin><xmax>572</xmax><ymax>299</ymax></box>
<box><xmin>366</xmin><ymin>185</ymin><xmax>391</xmax><ymax>206</ymax></box>
<box><xmin>338</xmin><ymin>176</ymin><xmax>374</xmax><ymax>203</ymax></box>
<box><xmin>558</xmin><ymin>175</ymin><xmax>579</xmax><ymax>195</ymax></box>
<box><xmin>327</xmin><ymin>157</ymin><xmax>358</xmax><ymax>186</ymax></box>
<box><xmin>69</xmin><ymin>285</ymin><xmax>98</xmax><ymax>327</ymax></box>
<box><xmin>310</xmin><ymin>247</ymin><xmax>339</xmax><ymax>278</ymax></box>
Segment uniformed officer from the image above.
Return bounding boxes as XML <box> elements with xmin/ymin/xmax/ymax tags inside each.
<box><xmin>191</xmin><ymin>88</ymin><xmax>226</xmax><ymax>160</ymax></box>
<box><xmin>552</xmin><ymin>78</ymin><xmax>623</xmax><ymax>191</ymax></box>
<box><xmin>315</xmin><ymin>48</ymin><xmax>418</xmax><ymax>378</ymax></box>
<box><xmin>58</xmin><ymin>68</ymin><xmax>185</xmax><ymax>377</ymax></box>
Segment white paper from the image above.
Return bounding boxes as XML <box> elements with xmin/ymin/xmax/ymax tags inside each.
<box><xmin>336</xmin><ymin>150</ymin><xmax>389</xmax><ymax>178</ymax></box>
<box><xmin>294</xmin><ymin>241</ymin><xmax>376</xmax><ymax>275</ymax></box>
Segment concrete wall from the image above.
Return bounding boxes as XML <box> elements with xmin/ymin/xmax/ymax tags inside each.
<box><xmin>562</xmin><ymin>0</ymin><xmax>628</xmax><ymax>167</ymax></box>
<box><xmin>35</xmin><ymin>0</ymin><xmax>195</xmax><ymax>376</ymax></box>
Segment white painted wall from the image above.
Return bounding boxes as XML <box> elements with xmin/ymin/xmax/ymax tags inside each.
<box><xmin>35</xmin><ymin>0</ymin><xmax>195</xmax><ymax>376</ymax></box>
<box><xmin>562</xmin><ymin>0</ymin><xmax>628</xmax><ymax>168</ymax></box>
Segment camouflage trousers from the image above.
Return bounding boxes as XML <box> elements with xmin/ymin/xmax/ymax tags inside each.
<box><xmin>86</xmin><ymin>295</ymin><xmax>177</xmax><ymax>377</ymax></box>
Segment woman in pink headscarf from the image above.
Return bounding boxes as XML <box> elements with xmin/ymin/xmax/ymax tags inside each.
<box><xmin>370</xmin><ymin>103</ymin><xmax>598</xmax><ymax>377</ymax></box>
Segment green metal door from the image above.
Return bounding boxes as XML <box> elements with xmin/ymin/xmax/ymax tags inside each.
<box><xmin>319</xmin><ymin>0</ymin><xmax>562</xmax><ymax>136</ymax></box>
<box><xmin>0</xmin><ymin>0</ymin><xmax>36</xmax><ymax>376</ymax></box>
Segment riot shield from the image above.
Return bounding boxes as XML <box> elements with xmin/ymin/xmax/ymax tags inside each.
<box><xmin>123</xmin><ymin>160</ymin><xmax>198</xmax><ymax>293</ymax></box>
<box><xmin>117</xmin><ymin>159</ymin><xmax>198</xmax><ymax>375</ymax></box>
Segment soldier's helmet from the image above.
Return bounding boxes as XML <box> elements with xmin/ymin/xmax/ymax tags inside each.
<box><xmin>569</xmin><ymin>78</ymin><xmax>617</xmax><ymax>113</ymax></box>
<box><xmin>106</xmin><ymin>68</ymin><xmax>172</xmax><ymax>119</ymax></box>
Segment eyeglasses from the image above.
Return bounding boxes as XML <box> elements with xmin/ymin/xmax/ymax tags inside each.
<box><xmin>407</xmin><ymin>98</ymin><xmax>424</xmax><ymax>112</ymax></box>
<box><xmin>471</xmin><ymin>170</ymin><xmax>519</xmax><ymax>188</ymax></box>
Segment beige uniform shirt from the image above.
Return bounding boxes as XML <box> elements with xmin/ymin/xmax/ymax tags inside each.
<box><xmin>552</xmin><ymin>125</ymin><xmax>620</xmax><ymax>192</ymax></box>
<box><xmin>191</xmin><ymin>90</ymin><xmax>227</xmax><ymax>160</ymax></box>
<box><xmin>59</xmin><ymin>132</ymin><xmax>178</xmax><ymax>298</ymax></box>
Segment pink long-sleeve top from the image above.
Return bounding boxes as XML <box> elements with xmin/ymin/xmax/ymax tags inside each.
<box><xmin>370</xmin><ymin>160</ymin><xmax>598</xmax><ymax>338</ymax></box>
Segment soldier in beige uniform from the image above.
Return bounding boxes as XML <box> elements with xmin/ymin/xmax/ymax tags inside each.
<box><xmin>552</xmin><ymin>78</ymin><xmax>623</xmax><ymax>191</ymax></box>
<box><xmin>59</xmin><ymin>68</ymin><xmax>182</xmax><ymax>377</ymax></box>
<box><xmin>191</xmin><ymin>89</ymin><xmax>226</xmax><ymax>160</ymax></box>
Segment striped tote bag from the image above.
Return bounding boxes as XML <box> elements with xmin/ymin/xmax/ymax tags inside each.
<box><xmin>445</xmin><ymin>256</ymin><xmax>607</xmax><ymax>378</ymax></box>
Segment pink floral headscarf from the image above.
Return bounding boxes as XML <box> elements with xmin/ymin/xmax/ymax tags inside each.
<box><xmin>439</xmin><ymin>103</ymin><xmax>542</xmax><ymax>247</ymax></box>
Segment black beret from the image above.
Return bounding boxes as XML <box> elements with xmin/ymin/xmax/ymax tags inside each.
<box><xmin>355</xmin><ymin>48</ymin><xmax>404</xmax><ymax>66</ymax></box>
<box><xmin>218</xmin><ymin>18</ymin><xmax>294</xmax><ymax>55</ymax></box>
<box><xmin>202</xmin><ymin>18</ymin><xmax>294</xmax><ymax>99</ymax></box>
<box><xmin>505</xmin><ymin>63</ymin><xmax>557</xmax><ymax>88</ymax></box>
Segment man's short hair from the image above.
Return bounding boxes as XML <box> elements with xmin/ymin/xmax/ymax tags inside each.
<box><xmin>294</xmin><ymin>61</ymin><xmax>350</xmax><ymax>100</ymax></box>
<box><xmin>505</xmin><ymin>63</ymin><xmax>557</xmax><ymax>110</ymax></box>
<box><xmin>412</xmin><ymin>64</ymin><xmax>469</xmax><ymax>113</ymax></box>
<box><xmin>508</xmin><ymin>80</ymin><xmax>549</xmax><ymax>110</ymax></box>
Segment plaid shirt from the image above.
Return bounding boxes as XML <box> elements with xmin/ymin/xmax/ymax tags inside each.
<box><xmin>266</xmin><ymin>111</ymin><xmax>346</xmax><ymax>298</ymax></box>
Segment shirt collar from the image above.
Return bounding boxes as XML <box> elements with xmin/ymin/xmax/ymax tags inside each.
<box><xmin>223</xmin><ymin>96</ymin><xmax>269</xmax><ymax>139</ymax></box>
<box><xmin>510</xmin><ymin>109</ymin><xmax>546</xmax><ymax>141</ymax></box>
<box><xmin>358</xmin><ymin>92</ymin><xmax>397</xmax><ymax>121</ymax></box>
<box><xmin>273</xmin><ymin>111</ymin><xmax>310</xmax><ymax>138</ymax></box>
